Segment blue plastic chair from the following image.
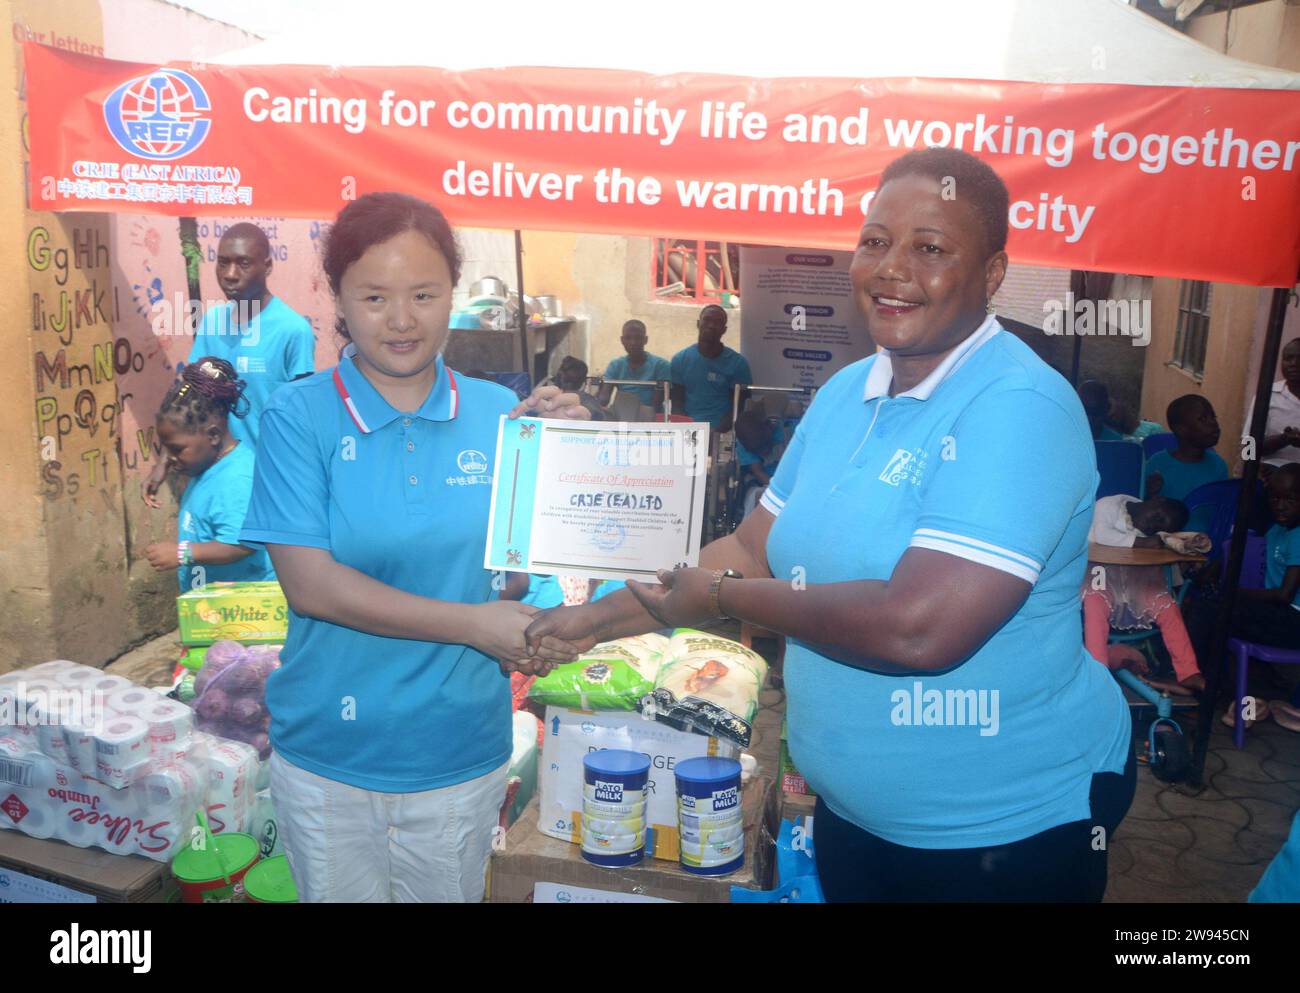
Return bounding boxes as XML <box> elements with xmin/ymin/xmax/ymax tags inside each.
<box><xmin>1183</xmin><ymin>478</ymin><xmax>1244</xmax><ymax>561</ymax></box>
<box><xmin>1095</xmin><ymin>441</ymin><xmax>1145</xmax><ymax>499</ymax></box>
<box><xmin>1228</xmin><ymin>534</ymin><xmax>1300</xmax><ymax>748</ymax></box>
<box><xmin>1142</xmin><ymin>433</ymin><xmax>1178</xmax><ymax>459</ymax></box>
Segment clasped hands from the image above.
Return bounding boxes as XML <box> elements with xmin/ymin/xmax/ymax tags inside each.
<box><xmin>486</xmin><ymin>566</ymin><xmax>723</xmax><ymax>676</ymax></box>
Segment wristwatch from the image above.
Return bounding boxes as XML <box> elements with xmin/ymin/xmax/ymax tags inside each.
<box><xmin>708</xmin><ymin>569</ymin><xmax>743</xmax><ymax>620</ymax></box>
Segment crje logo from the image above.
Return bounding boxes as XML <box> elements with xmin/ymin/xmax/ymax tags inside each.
<box><xmin>457</xmin><ymin>449</ymin><xmax>488</xmax><ymax>474</ymax></box>
<box><xmin>103</xmin><ymin>69</ymin><xmax>211</xmax><ymax>161</ymax></box>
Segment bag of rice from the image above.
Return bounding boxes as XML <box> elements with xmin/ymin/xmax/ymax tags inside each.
<box><xmin>647</xmin><ymin>629</ymin><xmax>768</xmax><ymax>747</ymax></box>
<box><xmin>527</xmin><ymin>633</ymin><xmax>669</xmax><ymax>711</ymax></box>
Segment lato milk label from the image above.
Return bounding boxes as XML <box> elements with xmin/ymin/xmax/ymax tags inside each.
<box><xmin>592</xmin><ymin>778</ymin><xmax>625</xmax><ymax>803</ymax></box>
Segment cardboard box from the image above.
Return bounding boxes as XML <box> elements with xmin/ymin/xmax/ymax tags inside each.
<box><xmin>538</xmin><ymin>705</ymin><xmax>739</xmax><ymax>862</ymax></box>
<box><xmin>491</xmin><ymin>777</ymin><xmax>777</xmax><ymax>903</ymax></box>
<box><xmin>0</xmin><ymin>832</ymin><xmax>178</xmax><ymax>903</ymax></box>
<box><xmin>177</xmin><ymin>582</ymin><xmax>288</xmax><ymax>646</ymax></box>
<box><xmin>779</xmin><ymin>717</ymin><xmax>815</xmax><ymax>797</ymax></box>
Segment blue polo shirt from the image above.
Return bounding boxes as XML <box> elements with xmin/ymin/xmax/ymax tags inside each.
<box><xmin>1265</xmin><ymin>523</ymin><xmax>1300</xmax><ymax>610</ymax></box>
<box><xmin>176</xmin><ymin>442</ymin><xmax>274</xmax><ymax>590</ymax></box>
<box><xmin>604</xmin><ymin>354</ymin><xmax>671</xmax><ymax>406</ymax></box>
<box><xmin>188</xmin><ymin>296</ymin><xmax>316</xmax><ymax>449</ymax></box>
<box><xmin>670</xmin><ymin>344</ymin><xmax>752</xmax><ymax>427</ymax></box>
<box><xmin>240</xmin><ymin>348</ymin><xmax>515</xmax><ymax>792</ymax></box>
<box><xmin>1144</xmin><ymin>449</ymin><xmax>1229</xmax><ymax>502</ymax></box>
<box><xmin>763</xmin><ymin>317</ymin><xmax>1131</xmax><ymax>849</ymax></box>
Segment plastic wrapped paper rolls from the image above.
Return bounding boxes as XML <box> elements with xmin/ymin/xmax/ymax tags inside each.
<box><xmin>139</xmin><ymin>698</ymin><xmax>195</xmax><ymax>760</ymax></box>
<box><xmin>106</xmin><ymin>686</ymin><xmax>157</xmax><ymax>716</ymax></box>
<box><xmin>93</xmin><ymin>714</ymin><xmax>150</xmax><ymax>789</ymax></box>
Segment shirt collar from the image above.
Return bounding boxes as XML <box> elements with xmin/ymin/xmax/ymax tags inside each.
<box><xmin>332</xmin><ymin>344</ymin><xmax>459</xmax><ymax>434</ymax></box>
<box><xmin>863</xmin><ymin>314</ymin><xmax>1001</xmax><ymax>402</ymax></box>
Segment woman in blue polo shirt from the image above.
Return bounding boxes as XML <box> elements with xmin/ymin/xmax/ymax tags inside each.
<box><xmin>240</xmin><ymin>193</ymin><xmax>585</xmax><ymax>903</ymax></box>
<box><xmin>526</xmin><ymin>148</ymin><xmax>1135</xmax><ymax>902</ymax></box>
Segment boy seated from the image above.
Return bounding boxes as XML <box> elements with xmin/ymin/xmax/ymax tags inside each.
<box><xmin>1084</xmin><ymin>494</ymin><xmax>1206</xmax><ymax>694</ymax></box>
<box><xmin>733</xmin><ymin>408</ymin><xmax>785</xmax><ymax>519</ymax></box>
<box><xmin>1145</xmin><ymin>394</ymin><xmax>1229</xmax><ymax>503</ymax></box>
<box><xmin>1078</xmin><ymin>380</ymin><xmax>1126</xmax><ymax>441</ymax></box>
<box><xmin>1184</xmin><ymin>465</ymin><xmax>1300</xmax><ymax>713</ymax></box>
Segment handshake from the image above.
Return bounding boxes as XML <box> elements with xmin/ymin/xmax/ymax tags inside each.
<box><xmin>472</xmin><ymin>565</ymin><xmax>722</xmax><ymax>676</ymax></box>
<box><xmin>472</xmin><ymin>600</ymin><xmax>602</xmax><ymax>677</ymax></box>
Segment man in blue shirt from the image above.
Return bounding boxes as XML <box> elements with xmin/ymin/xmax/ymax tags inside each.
<box><xmin>142</xmin><ymin>223</ymin><xmax>316</xmax><ymax>502</ymax></box>
<box><xmin>597</xmin><ymin>320</ymin><xmax>671</xmax><ymax>412</ymax></box>
<box><xmin>670</xmin><ymin>304</ymin><xmax>752</xmax><ymax>431</ymax></box>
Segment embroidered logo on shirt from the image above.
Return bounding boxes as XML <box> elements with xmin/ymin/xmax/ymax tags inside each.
<box><xmin>182</xmin><ymin>511</ymin><xmax>193</xmax><ymax>531</ymax></box>
<box><xmin>235</xmin><ymin>356</ymin><xmax>268</xmax><ymax>374</ymax></box>
<box><xmin>878</xmin><ymin>448</ymin><xmax>929</xmax><ymax>486</ymax></box>
<box><xmin>446</xmin><ymin>449</ymin><xmax>491</xmax><ymax>487</ymax></box>
<box><xmin>457</xmin><ymin>449</ymin><xmax>488</xmax><ymax>474</ymax></box>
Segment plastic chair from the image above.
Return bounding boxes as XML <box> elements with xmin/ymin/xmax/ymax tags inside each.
<box><xmin>1142</xmin><ymin>433</ymin><xmax>1178</xmax><ymax>459</ymax></box>
<box><xmin>1095</xmin><ymin>440</ymin><xmax>1145</xmax><ymax>499</ymax></box>
<box><xmin>1228</xmin><ymin>534</ymin><xmax>1300</xmax><ymax>748</ymax></box>
<box><xmin>1183</xmin><ymin>478</ymin><xmax>1244</xmax><ymax>561</ymax></box>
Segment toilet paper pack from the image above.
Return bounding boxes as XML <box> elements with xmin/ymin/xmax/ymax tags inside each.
<box><xmin>0</xmin><ymin>734</ymin><xmax>204</xmax><ymax>861</ymax></box>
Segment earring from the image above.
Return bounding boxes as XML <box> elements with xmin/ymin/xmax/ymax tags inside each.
<box><xmin>986</xmin><ymin>297</ymin><xmax>995</xmax><ymax>314</ymax></box>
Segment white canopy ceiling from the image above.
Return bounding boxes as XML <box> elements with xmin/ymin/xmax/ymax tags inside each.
<box><xmin>214</xmin><ymin>0</ymin><xmax>1300</xmax><ymax>88</ymax></box>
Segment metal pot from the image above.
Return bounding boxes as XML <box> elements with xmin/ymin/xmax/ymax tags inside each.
<box><xmin>468</xmin><ymin>276</ymin><xmax>509</xmax><ymax>299</ymax></box>
<box><xmin>535</xmin><ymin>295</ymin><xmax>562</xmax><ymax>318</ymax></box>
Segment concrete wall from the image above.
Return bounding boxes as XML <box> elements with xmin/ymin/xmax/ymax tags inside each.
<box><xmin>2</xmin><ymin>0</ymin><xmax>271</xmax><ymax>671</ymax></box>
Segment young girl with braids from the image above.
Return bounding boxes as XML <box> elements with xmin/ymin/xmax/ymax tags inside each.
<box><xmin>143</xmin><ymin>356</ymin><xmax>275</xmax><ymax>589</ymax></box>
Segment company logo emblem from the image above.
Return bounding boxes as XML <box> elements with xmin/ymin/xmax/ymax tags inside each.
<box><xmin>104</xmin><ymin>69</ymin><xmax>212</xmax><ymax>161</ymax></box>
<box><xmin>878</xmin><ymin>448</ymin><xmax>929</xmax><ymax>487</ymax></box>
<box><xmin>457</xmin><ymin>449</ymin><xmax>488</xmax><ymax>475</ymax></box>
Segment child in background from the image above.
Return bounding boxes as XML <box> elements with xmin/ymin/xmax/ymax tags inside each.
<box><xmin>1110</xmin><ymin>402</ymin><xmax>1165</xmax><ymax>443</ymax></box>
<box><xmin>1078</xmin><ymin>380</ymin><xmax>1126</xmax><ymax>441</ymax></box>
<box><xmin>734</xmin><ymin>408</ymin><xmax>786</xmax><ymax>519</ymax></box>
<box><xmin>1084</xmin><ymin>493</ymin><xmax>1205</xmax><ymax>694</ymax></box>
<box><xmin>143</xmin><ymin>357</ymin><xmax>275</xmax><ymax>590</ymax></box>
<box><xmin>1145</xmin><ymin>395</ymin><xmax>1228</xmax><ymax>502</ymax></box>
<box><xmin>1184</xmin><ymin>464</ymin><xmax>1300</xmax><ymax>724</ymax></box>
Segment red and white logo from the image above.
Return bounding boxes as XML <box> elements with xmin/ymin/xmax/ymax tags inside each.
<box><xmin>1</xmin><ymin>793</ymin><xmax>29</xmax><ymax>824</ymax></box>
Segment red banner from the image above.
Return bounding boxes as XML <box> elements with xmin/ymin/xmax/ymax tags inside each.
<box><xmin>24</xmin><ymin>42</ymin><xmax>1300</xmax><ymax>286</ymax></box>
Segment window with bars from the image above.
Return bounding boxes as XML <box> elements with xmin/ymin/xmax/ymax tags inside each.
<box><xmin>652</xmin><ymin>238</ymin><xmax>740</xmax><ymax>303</ymax></box>
<box><xmin>1171</xmin><ymin>280</ymin><xmax>1212</xmax><ymax>378</ymax></box>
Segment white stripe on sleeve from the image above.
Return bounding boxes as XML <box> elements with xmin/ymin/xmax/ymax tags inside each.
<box><xmin>909</xmin><ymin>534</ymin><xmax>1041</xmax><ymax>584</ymax></box>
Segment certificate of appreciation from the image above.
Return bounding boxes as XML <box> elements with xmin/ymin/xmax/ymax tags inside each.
<box><xmin>484</xmin><ymin>417</ymin><xmax>709</xmax><ymax>581</ymax></box>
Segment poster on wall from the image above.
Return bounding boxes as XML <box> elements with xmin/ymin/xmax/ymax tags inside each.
<box><xmin>738</xmin><ymin>246</ymin><xmax>873</xmax><ymax>392</ymax></box>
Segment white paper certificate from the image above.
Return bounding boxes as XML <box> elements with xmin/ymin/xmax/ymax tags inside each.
<box><xmin>484</xmin><ymin>417</ymin><xmax>709</xmax><ymax>581</ymax></box>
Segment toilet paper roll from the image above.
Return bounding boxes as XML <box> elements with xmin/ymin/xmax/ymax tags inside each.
<box><xmin>94</xmin><ymin>715</ymin><xmax>150</xmax><ymax>788</ymax></box>
<box><xmin>34</xmin><ymin>720</ymin><xmax>71</xmax><ymax>764</ymax></box>
<box><xmin>57</xmin><ymin>668</ymin><xmax>102</xmax><ymax>694</ymax></box>
<box><xmin>54</xmin><ymin>811</ymin><xmax>99</xmax><ymax>848</ymax></box>
<box><xmin>140</xmin><ymin>699</ymin><xmax>195</xmax><ymax>756</ymax></box>
<box><xmin>61</xmin><ymin>700</ymin><xmax>108</xmax><ymax>774</ymax></box>
<box><xmin>26</xmin><ymin>660</ymin><xmax>80</xmax><ymax>678</ymax></box>
<box><xmin>206</xmin><ymin>739</ymin><xmax>259</xmax><ymax>832</ymax></box>
<box><xmin>90</xmin><ymin>674</ymin><xmax>134</xmax><ymax>699</ymax></box>
<box><xmin>134</xmin><ymin>759</ymin><xmax>205</xmax><ymax>816</ymax></box>
<box><xmin>107</xmin><ymin>686</ymin><xmax>156</xmax><ymax>716</ymax></box>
